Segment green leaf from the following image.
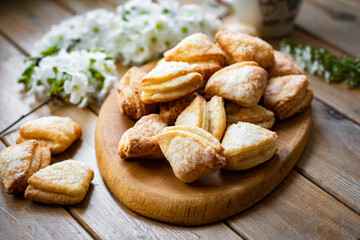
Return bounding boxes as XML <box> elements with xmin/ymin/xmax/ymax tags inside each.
<box><xmin>53</xmin><ymin>66</ymin><xmax>58</xmax><ymax>75</ymax></box>
<box><xmin>89</xmin><ymin>58</ymin><xmax>96</xmax><ymax>66</ymax></box>
<box><xmin>18</xmin><ymin>63</ymin><xmax>35</xmax><ymax>90</ymax></box>
<box><xmin>40</xmin><ymin>45</ymin><xmax>58</xmax><ymax>56</ymax></box>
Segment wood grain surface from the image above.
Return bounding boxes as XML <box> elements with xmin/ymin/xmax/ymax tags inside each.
<box><xmin>228</xmin><ymin>171</ymin><xmax>360</xmax><ymax>240</ymax></box>
<box><xmin>296</xmin><ymin>0</ymin><xmax>360</xmax><ymax>56</ymax></box>
<box><xmin>0</xmin><ymin>35</ymin><xmax>52</xmax><ymax>131</ymax></box>
<box><xmin>0</xmin><ymin>0</ymin><xmax>359</xmax><ymax>238</ymax></box>
<box><xmin>297</xmin><ymin>100</ymin><xmax>360</xmax><ymax>214</ymax></box>
<box><xmin>95</xmin><ymin>60</ymin><xmax>312</xmax><ymax>225</ymax></box>
<box><xmin>0</xmin><ymin>143</ymin><xmax>93</xmax><ymax>240</ymax></box>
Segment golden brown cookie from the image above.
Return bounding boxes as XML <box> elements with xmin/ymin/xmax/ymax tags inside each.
<box><xmin>164</xmin><ymin>33</ymin><xmax>226</xmax><ymax>80</ymax></box>
<box><xmin>157</xmin><ymin>125</ymin><xmax>225</xmax><ymax>183</ymax></box>
<box><xmin>225</xmin><ymin>101</ymin><xmax>275</xmax><ymax>129</ymax></box>
<box><xmin>141</xmin><ymin>61</ymin><xmax>203</xmax><ymax>103</ymax></box>
<box><xmin>118</xmin><ymin>114</ymin><xmax>168</xmax><ymax>159</ymax></box>
<box><xmin>175</xmin><ymin>95</ymin><xmax>209</xmax><ymax>131</ymax></box>
<box><xmin>0</xmin><ymin>140</ymin><xmax>50</xmax><ymax>194</ymax></box>
<box><xmin>215</xmin><ymin>30</ymin><xmax>275</xmax><ymax>69</ymax></box>
<box><xmin>264</xmin><ymin>75</ymin><xmax>313</xmax><ymax>120</ymax></box>
<box><xmin>191</xmin><ymin>60</ymin><xmax>223</xmax><ymax>81</ymax></box>
<box><xmin>24</xmin><ymin>160</ymin><xmax>94</xmax><ymax>205</ymax></box>
<box><xmin>117</xmin><ymin>66</ymin><xmax>158</xmax><ymax>120</ymax></box>
<box><xmin>175</xmin><ymin>95</ymin><xmax>226</xmax><ymax>141</ymax></box>
<box><xmin>205</xmin><ymin>61</ymin><xmax>268</xmax><ymax>107</ymax></box>
<box><xmin>16</xmin><ymin>116</ymin><xmax>82</xmax><ymax>155</ymax></box>
<box><xmin>207</xmin><ymin>96</ymin><xmax>226</xmax><ymax>141</ymax></box>
<box><xmin>159</xmin><ymin>92</ymin><xmax>200</xmax><ymax>125</ymax></box>
<box><xmin>222</xmin><ymin>122</ymin><xmax>277</xmax><ymax>171</ymax></box>
<box><xmin>268</xmin><ymin>50</ymin><xmax>306</xmax><ymax>78</ymax></box>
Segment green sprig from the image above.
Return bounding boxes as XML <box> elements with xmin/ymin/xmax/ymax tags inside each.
<box><xmin>40</xmin><ymin>45</ymin><xmax>58</xmax><ymax>56</ymax></box>
<box><xmin>280</xmin><ymin>39</ymin><xmax>360</xmax><ymax>88</ymax></box>
<box><xmin>18</xmin><ymin>63</ymin><xmax>35</xmax><ymax>90</ymax></box>
<box><xmin>18</xmin><ymin>44</ymin><xmax>60</xmax><ymax>90</ymax></box>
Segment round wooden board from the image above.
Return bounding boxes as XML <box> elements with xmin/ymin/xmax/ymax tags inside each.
<box><xmin>95</xmin><ymin>63</ymin><xmax>312</xmax><ymax>226</ymax></box>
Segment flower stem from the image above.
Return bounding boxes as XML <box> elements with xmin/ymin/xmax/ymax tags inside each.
<box><xmin>0</xmin><ymin>97</ymin><xmax>53</xmax><ymax>137</ymax></box>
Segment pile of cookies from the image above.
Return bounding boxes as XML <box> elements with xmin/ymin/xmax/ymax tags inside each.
<box><xmin>117</xmin><ymin>31</ymin><xmax>313</xmax><ymax>183</ymax></box>
<box><xmin>0</xmin><ymin>116</ymin><xmax>94</xmax><ymax>204</ymax></box>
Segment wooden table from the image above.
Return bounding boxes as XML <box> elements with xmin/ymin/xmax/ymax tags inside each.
<box><xmin>0</xmin><ymin>0</ymin><xmax>359</xmax><ymax>239</ymax></box>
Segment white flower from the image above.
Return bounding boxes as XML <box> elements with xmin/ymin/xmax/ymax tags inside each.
<box><xmin>78</xmin><ymin>96</ymin><xmax>89</xmax><ymax>108</ymax></box>
<box><xmin>26</xmin><ymin>48</ymin><xmax>118</xmax><ymax>107</ymax></box>
<box><xmin>99</xmin><ymin>75</ymin><xmax>116</xmax><ymax>100</ymax></box>
<box><xmin>32</xmin><ymin>1</ymin><xmax>220</xmax><ymax>65</ymax></box>
<box><xmin>64</xmin><ymin>72</ymin><xmax>88</xmax><ymax>104</ymax></box>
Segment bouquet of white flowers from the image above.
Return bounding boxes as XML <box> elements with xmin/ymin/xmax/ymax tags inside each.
<box><xmin>19</xmin><ymin>49</ymin><xmax>117</xmax><ymax>107</ymax></box>
<box><xmin>32</xmin><ymin>0</ymin><xmax>220</xmax><ymax>65</ymax></box>
<box><xmin>19</xmin><ymin>0</ymin><xmax>221</xmax><ymax>108</ymax></box>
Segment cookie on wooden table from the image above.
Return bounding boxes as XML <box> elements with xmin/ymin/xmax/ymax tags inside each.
<box><xmin>16</xmin><ymin>116</ymin><xmax>82</xmax><ymax>155</ymax></box>
<box><xmin>225</xmin><ymin>101</ymin><xmax>275</xmax><ymax>129</ymax></box>
<box><xmin>159</xmin><ymin>92</ymin><xmax>200</xmax><ymax>125</ymax></box>
<box><xmin>164</xmin><ymin>33</ymin><xmax>226</xmax><ymax>80</ymax></box>
<box><xmin>140</xmin><ymin>61</ymin><xmax>203</xmax><ymax>104</ymax></box>
<box><xmin>175</xmin><ymin>95</ymin><xmax>226</xmax><ymax>141</ymax></box>
<box><xmin>215</xmin><ymin>30</ymin><xmax>275</xmax><ymax>69</ymax></box>
<box><xmin>118</xmin><ymin>114</ymin><xmax>168</xmax><ymax>160</ymax></box>
<box><xmin>157</xmin><ymin>125</ymin><xmax>225</xmax><ymax>183</ymax></box>
<box><xmin>222</xmin><ymin>122</ymin><xmax>278</xmax><ymax>171</ymax></box>
<box><xmin>268</xmin><ymin>50</ymin><xmax>306</xmax><ymax>78</ymax></box>
<box><xmin>117</xmin><ymin>66</ymin><xmax>158</xmax><ymax>120</ymax></box>
<box><xmin>207</xmin><ymin>96</ymin><xmax>226</xmax><ymax>141</ymax></box>
<box><xmin>205</xmin><ymin>61</ymin><xmax>268</xmax><ymax>107</ymax></box>
<box><xmin>0</xmin><ymin>140</ymin><xmax>50</xmax><ymax>194</ymax></box>
<box><xmin>263</xmin><ymin>75</ymin><xmax>313</xmax><ymax>120</ymax></box>
<box><xmin>24</xmin><ymin>160</ymin><xmax>94</xmax><ymax>205</ymax></box>
<box><xmin>175</xmin><ymin>95</ymin><xmax>209</xmax><ymax>131</ymax></box>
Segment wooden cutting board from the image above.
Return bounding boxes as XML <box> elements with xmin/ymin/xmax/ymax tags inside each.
<box><xmin>95</xmin><ymin>62</ymin><xmax>312</xmax><ymax>226</ymax></box>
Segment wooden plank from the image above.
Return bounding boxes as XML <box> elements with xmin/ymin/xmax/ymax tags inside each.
<box><xmin>228</xmin><ymin>171</ymin><xmax>360</xmax><ymax>240</ymax></box>
<box><xmin>0</xmin><ymin>140</ymin><xmax>34</xmax><ymax>240</ymax></box>
<box><xmin>0</xmin><ymin>142</ymin><xmax>93</xmax><ymax>240</ymax></box>
<box><xmin>296</xmin><ymin>0</ymin><xmax>360</xmax><ymax>56</ymax></box>
<box><xmin>308</xmin><ymin>75</ymin><xmax>360</xmax><ymax>125</ymax></box>
<box><xmin>0</xmin><ymin>36</ymin><xmax>52</xmax><ymax>132</ymax></box>
<box><xmin>296</xmin><ymin>99</ymin><xmax>360</xmax><ymax>214</ymax></box>
<box><xmin>52</xmin><ymin>0</ymin><xmax>118</xmax><ymax>14</ymax></box>
<box><xmin>0</xmin><ymin>0</ymin><xmax>72</xmax><ymax>54</ymax></box>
